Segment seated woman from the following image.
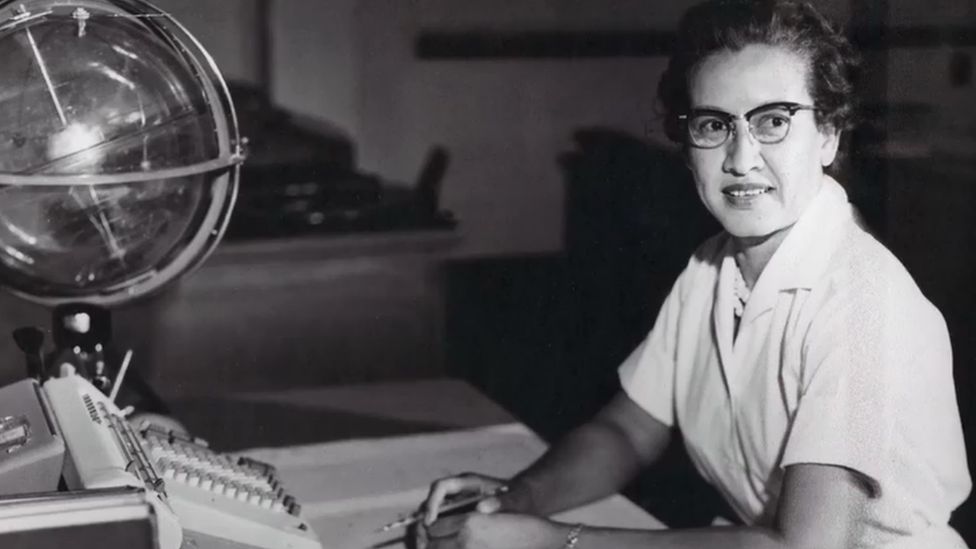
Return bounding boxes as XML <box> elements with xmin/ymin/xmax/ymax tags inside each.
<box><xmin>417</xmin><ymin>1</ymin><xmax>972</xmax><ymax>548</ymax></box>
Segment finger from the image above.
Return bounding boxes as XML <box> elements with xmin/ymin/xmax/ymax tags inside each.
<box><xmin>424</xmin><ymin>473</ymin><xmax>506</xmax><ymax>524</ymax></box>
<box><xmin>424</xmin><ymin>477</ymin><xmax>463</xmax><ymax>525</ymax></box>
<box><xmin>476</xmin><ymin>496</ymin><xmax>501</xmax><ymax>514</ymax></box>
<box><xmin>424</xmin><ymin>477</ymin><xmax>476</xmax><ymax>525</ymax></box>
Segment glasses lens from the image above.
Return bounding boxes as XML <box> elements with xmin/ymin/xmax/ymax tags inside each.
<box><xmin>749</xmin><ymin>106</ymin><xmax>793</xmax><ymax>143</ymax></box>
<box><xmin>687</xmin><ymin>114</ymin><xmax>729</xmax><ymax>148</ymax></box>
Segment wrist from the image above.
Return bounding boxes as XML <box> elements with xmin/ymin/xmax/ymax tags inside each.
<box><xmin>502</xmin><ymin>477</ymin><xmax>540</xmax><ymax>514</ymax></box>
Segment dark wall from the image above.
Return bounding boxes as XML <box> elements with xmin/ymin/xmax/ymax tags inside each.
<box><xmin>447</xmin><ymin>128</ymin><xmax>716</xmax><ymax>435</ymax></box>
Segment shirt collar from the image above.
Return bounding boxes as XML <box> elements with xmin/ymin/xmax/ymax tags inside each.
<box><xmin>722</xmin><ymin>174</ymin><xmax>852</xmax><ymax>323</ymax></box>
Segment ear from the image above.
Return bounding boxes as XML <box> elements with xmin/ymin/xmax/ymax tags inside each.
<box><xmin>819</xmin><ymin>127</ymin><xmax>841</xmax><ymax>167</ymax></box>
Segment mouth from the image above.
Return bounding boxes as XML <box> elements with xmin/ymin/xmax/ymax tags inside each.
<box><xmin>721</xmin><ymin>183</ymin><xmax>774</xmax><ymax>206</ymax></box>
<box><xmin>722</xmin><ymin>183</ymin><xmax>773</xmax><ymax>197</ymax></box>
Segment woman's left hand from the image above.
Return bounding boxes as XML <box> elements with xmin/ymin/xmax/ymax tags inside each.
<box><xmin>424</xmin><ymin>512</ymin><xmax>565</xmax><ymax>549</ymax></box>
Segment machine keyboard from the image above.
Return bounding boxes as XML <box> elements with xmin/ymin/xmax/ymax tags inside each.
<box><xmin>140</xmin><ymin>426</ymin><xmax>318</xmax><ymax>549</ymax></box>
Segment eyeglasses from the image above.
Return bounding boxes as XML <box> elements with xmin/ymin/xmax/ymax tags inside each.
<box><xmin>678</xmin><ymin>102</ymin><xmax>817</xmax><ymax>149</ymax></box>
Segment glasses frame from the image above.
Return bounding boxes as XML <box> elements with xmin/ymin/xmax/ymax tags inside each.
<box><xmin>678</xmin><ymin>101</ymin><xmax>818</xmax><ymax>149</ymax></box>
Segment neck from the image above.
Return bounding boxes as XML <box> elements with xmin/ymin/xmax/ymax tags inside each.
<box><xmin>732</xmin><ymin>174</ymin><xmax>829</xmax><ymax>287</ymax></box>
<box><xmin>732</xmin><ymin>226</ymin><xmax>793</xmax><ymax>289</ymax></box>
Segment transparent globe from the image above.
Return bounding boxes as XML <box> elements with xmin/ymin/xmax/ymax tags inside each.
<box><xmin>0</xmin><ymin>0</ymin><xmax>243</xmax><ymax>306</ymax></box>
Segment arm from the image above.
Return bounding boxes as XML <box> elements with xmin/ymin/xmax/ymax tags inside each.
<box><xmin>504</xmin><ymin>390</ymin><xmax>672</xmax><ymax>516</ymax></box>
<box><xmin>427</xmin><ymin>463</ymin><xmax>871</xmax><ymax>549</ymax></box>
<box><xmin>422</xmin><ymin>390</ymin><xmax>671</xmax><ymax>523</ymax></box>
<box><xmin>564</xmin><ymin>462</ymin><xmax>871</xmax><ymax>549</ymax></box>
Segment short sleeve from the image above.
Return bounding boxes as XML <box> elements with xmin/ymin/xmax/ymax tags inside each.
<box><xmin>617</xmin><ymin>270</ymin><xmax>688</xmax><ymax>428</ymax></box>
<box><xmin>780</xmin><ymin>279</ymin><xmax>899</xmax><ymax>493</ymax></box>
<box><xmin>780</xmin><ymin>272</ymin><xmax>953</xmax><ymax>497</ymax></box>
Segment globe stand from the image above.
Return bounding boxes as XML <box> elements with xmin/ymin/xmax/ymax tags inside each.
<box><xmin>49</xmin><ymin>303</ymin><xmax>112</xmax><ymax>389</ymax></box>
<box><xmin>36</xmin><ymin>303</ymin><xmax>170</xmax><ymax>416</ymax></box>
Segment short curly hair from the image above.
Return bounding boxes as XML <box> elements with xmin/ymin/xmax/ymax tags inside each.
<box><xmin>658</xmin><ymin>0</ymin><xmax>861</xmax><ymax>144</ymax></box>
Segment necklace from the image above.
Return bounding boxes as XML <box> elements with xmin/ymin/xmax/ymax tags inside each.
<box><xmin>733</xmin><ymin>262</ymin><xmax>751</xmax><ymax>317</ymax></box>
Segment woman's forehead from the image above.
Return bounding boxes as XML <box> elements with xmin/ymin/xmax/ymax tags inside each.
<box><xmin>688</xmin><ymin>44</ymin><xmax>813</xmax><ymax>110</ymax></box>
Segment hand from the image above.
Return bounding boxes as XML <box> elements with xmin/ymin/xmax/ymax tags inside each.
<box><xmin>422</xmin><ymin>472</ymin><xmax>509</xmax><ymax>525</ymax></box>
<box><xmin>423</xmin><ymin>512</ymin><xmax>564</xmax><ymax>549</ymax></box>
<box><xmin>414</xmin><ymin>472</ymin><xmax>535</xmax><ymax>549</ymax></box>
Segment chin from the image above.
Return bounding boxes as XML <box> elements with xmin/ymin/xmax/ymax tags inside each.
<box><xmin>726</xmin><ymin>219</ymin><xmax>796</xmax><ymax>245</ymax></box>
<box><xmin>716</xmin><ymin>217</ymin><xmax>769</xmax><ymax>238</ymax></box>
<box><xmin>720</xmin><ymin>217</ymin><xmax>783</xmax><ymax>240</ymax></box>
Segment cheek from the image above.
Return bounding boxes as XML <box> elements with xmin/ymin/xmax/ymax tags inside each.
<box><xmin>687</xmin><ymin>151</ymin><xmax>722</xmax><ymax>190</ymax></box>
<box><xmin>765</xmin><ymin>148</ymin><xmax>823</xmax><ymax>206</ymax></box>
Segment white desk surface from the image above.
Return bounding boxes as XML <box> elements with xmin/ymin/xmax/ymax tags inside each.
<box><xmin>246</xmin><ymin>423</ymin><xmax>664</xmax><ymax>549</ymax></box>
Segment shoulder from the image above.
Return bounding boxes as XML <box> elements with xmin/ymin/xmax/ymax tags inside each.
<box><xmin>829</xmin><ymin>220</ymin><xmax>935</xmax><ymax>312</ymax></box>
<box><xmin>807</xmin><ymin>218</ymin><xmax>949</xmax><ymax>360</ymax></box>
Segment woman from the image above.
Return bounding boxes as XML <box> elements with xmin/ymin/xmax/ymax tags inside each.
<box><xmin>419</xmin><ymin>1</ymin><xmax>971</xmax><ymax>548</ymax></box>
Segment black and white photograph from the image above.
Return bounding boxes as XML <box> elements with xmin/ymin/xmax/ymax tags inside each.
<box><xmin>0</xmin><ymin>1</ymin><xmax>972</xmax><ymax>548</ymax></box>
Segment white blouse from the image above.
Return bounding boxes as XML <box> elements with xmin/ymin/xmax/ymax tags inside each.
<box><xmin>619</xmin><ymin>176</ymin><xmax>971</xmax><ymax>547</ymax></box>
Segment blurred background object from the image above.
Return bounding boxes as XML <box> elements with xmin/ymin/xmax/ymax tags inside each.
<box><xmin>224</xmin><ymin>83</ymin><xmax>456</xmax><ymax>239</ymax></box>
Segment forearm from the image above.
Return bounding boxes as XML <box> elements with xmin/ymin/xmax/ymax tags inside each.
<box><xmin>546</xmin><ymin>463</ymin><xmax>868</xmax><ymax>549</ymax></box>
<box><xmin>564</xmin><ymin>524</ymin><xmax>791</xmax><ymax>549</ymax></box>
<box><xmin>507</xmin><ymin>414</ymin><xmax>668</xmax><ymax>516</ymax></box>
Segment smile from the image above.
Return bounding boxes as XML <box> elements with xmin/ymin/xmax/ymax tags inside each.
<box><xmin>721</xmin><ymin>184</ymin><xmax>773</xmax><ymax>208</ymax></box>
<box><xmin>725</xmin><ymin>187</ymin><xmax>770</xmax><ymax>198</ymax></box>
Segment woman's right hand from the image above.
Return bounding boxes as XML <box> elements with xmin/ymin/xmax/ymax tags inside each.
<box><xmin>422</xmin><ymin>472</ymin><xmax>508</xmax><ymax>525</ymax></box>
<box><xmin>413</xmin><ymin>472</ymin><xmax>520</xmax><ymax>549</ymax></box>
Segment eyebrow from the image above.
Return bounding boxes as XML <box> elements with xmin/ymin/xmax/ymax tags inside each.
<box><xmin>688</xmin><ymin>101</ymin><xmax>801</xmax><ymax>118</ymax></box>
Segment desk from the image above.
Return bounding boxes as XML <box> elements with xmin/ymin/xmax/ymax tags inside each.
<box><xmin>246</xmin><ymin>424</ymin><xmax>664</xmax><ymax>549</ymax></box>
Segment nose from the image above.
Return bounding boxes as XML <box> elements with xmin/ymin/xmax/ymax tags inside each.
<box><xmin>722</xmin><ymin>123</ymin><xmax>764</xmax><ymax>176</ymax></box>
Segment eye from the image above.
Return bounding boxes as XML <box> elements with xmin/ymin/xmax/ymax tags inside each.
<box><xmin>753</xmin><ymin>112</ymin><xmax>790</xmax><ymax>131</ymax></box>
<box><xmin>691</xmin><ymin>116</ymin><xmax>728</xmax><ymax>135</ymax></box>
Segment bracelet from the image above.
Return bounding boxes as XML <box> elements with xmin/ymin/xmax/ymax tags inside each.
<box><xmin>563</xmin><ymin>523</ymin><xmax>584</xmax><ymax>549</ymax></box>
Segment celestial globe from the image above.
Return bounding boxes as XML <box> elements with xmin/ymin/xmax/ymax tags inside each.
<box><xmin>0</xmin><ymin>0</ymin><xmax>243</xmax><ymax>306</ymax></box>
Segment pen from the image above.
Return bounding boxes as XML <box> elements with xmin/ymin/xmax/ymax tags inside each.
<box><xmin>377</xmin><ymin>486</ymin><xmax>509</xmax><ymax>532</ymax></box>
